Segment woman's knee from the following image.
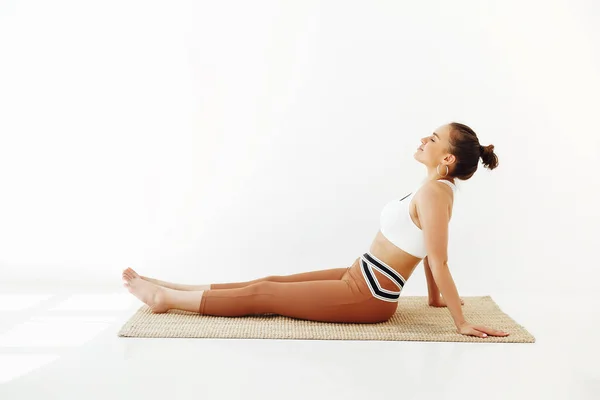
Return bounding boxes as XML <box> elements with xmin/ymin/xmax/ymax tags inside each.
<box><xmin>247</xmin><ymin>280</ymin><xmax>278</xmax><ymax>294</ymax></box>
<box><xmin>243</xmin><ymin>275</ymin><xmax>278</xmax><ymax>286</ymax></box>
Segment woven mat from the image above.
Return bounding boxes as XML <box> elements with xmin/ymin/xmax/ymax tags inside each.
<box><xmin>117</xmin><ymin>295</ymin><xmax>535</xmax><ymax>342</ymax></box>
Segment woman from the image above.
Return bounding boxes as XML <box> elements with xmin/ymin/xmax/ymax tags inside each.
<box><xmin>122</xmin><ymin>122</ymin><xmax>510</xmax><ymax>339</ymax></box>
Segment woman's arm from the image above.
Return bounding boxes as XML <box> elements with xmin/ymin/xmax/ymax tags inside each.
<box><xmin>416</xmin><ymin>183</ymin><xmax>467</xmax><ymax>328</ymax></box>
<box><xmin>429</xmin><ymin>263</ymin><xmax>467</xmax><ymax>327</ymax></box>
<box><xmin>424</xmin><ymin>256</ymin><xmax>441</xmax><ymax>304</ymax></box>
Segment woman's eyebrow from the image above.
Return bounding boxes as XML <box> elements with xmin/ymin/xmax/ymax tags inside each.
<box><xmin>433</xmin><ymin>132</ymin><xmax>440</xmax><ymax>139</ymax></box>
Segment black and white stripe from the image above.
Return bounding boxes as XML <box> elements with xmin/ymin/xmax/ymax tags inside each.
<box><xmin>359</xmin><ymin>252</ymin><xmax>406</xmax><ymax>302</ymax></box>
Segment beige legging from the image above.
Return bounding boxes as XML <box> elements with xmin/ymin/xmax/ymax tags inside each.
<box><xmin>198</xmin><ymin>254</ymin><xmax>402</xmax><ymax>323</ymax></box>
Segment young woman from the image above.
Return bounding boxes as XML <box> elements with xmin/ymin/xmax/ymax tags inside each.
<box><xmin>122</xmin><ymin>122</ymin><xmax>510</xmax><ymax>339</ymax></box>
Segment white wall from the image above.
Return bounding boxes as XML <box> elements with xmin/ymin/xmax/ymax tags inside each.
<box><xmin>0</xmin><ymin>0</ymin><xmax>598</xmax><ymax>296</ymax></box>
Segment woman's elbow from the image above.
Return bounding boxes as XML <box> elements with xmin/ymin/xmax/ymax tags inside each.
<box><xmin>427</xmin><ymin>257</ymin><xmax>448</xmax><ymax>271</ymax></box>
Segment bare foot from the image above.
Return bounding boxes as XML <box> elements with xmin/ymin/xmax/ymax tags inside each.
<box><xmin>124</xmin><ymin>267</ymin><xmax>210</xmax><ymax>292</ymax></box>
<box><xmin>123</xmin><ymin>267</ymin><xmax>171</xmax><ymax>289</ymax></box>
<box><xmin>121</xmin><ymin>267</ymin><xmax>164</xmax><ymax>289</ymax></box>
<box><xmin>122</xmin><ymin>267</ymin><xmax>141</xmax><ymax>280</ymax></box>
<box><xmin>122</xmin><ymin>269</ymin><xmax>169</xmax><ymax>313</ymax></box>
<box><xmin>123</xmin><ymin>268</ymin><xmax>172</xmax><ymax>289</ymax></box>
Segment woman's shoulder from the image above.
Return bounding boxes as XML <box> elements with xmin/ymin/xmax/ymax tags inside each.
<box><xmin>416</xmin><ymin>179</ymin><xmax>455</xmax><ymax>195</ymax></box>
<box><xmin>413</xmin><ymin>180</ymin><xmax>454</xmax><ymax>206</ymax></box>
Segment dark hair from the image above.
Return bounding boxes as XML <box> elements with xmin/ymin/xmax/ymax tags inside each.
<box><xmin>447</xmin><ymin>122</ymin><xmax>499</xmax><ymax>181</ymax></box>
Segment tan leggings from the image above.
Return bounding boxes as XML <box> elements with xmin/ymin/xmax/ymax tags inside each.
<box><xmin>198</xmin><ymin>254</ymin><xmax>401</xmax><ymax>323</ymax></box>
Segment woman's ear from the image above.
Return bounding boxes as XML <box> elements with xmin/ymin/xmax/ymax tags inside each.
<box><xmin>444</xmin><ymin>153</ymin><xmax>456</xmax><ymax>165</ymax></box>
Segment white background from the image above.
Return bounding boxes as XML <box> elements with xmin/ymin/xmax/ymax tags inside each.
<box><xmin>1</xmin><ymin>0</ymin><xmax>598</xmax><ymax>296</ymax></box>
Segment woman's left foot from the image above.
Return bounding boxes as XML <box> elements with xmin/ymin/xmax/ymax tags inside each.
<box><xmin>122</xmin><ymin>269</ymin><xmax>169</xmax><ymax>313</ymax></box>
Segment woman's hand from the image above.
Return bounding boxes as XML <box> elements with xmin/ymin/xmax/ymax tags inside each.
<box><xmin>429</xmin><ymin>296</ymin><xmax>464</xmax><ymax>307</ymax></box>
<box><xmin>457</xmin><ymin>321</ymin><xmax>510</xmax><ymax>338</ymax></box>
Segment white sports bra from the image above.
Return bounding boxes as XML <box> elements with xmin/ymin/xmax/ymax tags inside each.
<box><xmin>379</xmin><ymin>179</ymin><xmax>456</xmax><ymax>258</ymax></box>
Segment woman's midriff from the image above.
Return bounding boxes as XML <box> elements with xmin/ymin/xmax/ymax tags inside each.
<box><xmin>343</xmin><ymin>230</ymin><xmax>423</xmax><ymax>297</ymax></box>
<box><xmin>369</xmin><ymin>229</ymin><xmax>424</xmax><ymax>282</ymax></box>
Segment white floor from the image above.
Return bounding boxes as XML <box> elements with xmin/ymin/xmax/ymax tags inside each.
<box><xmin>0</xmin><ymin>283</ymin><xmax>597</xmax><ymax>400</ymax></box>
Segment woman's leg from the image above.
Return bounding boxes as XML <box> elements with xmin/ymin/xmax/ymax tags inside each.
<box><xmin>130</xmin><ymin>266</ymin><xmax>349</xmax><ymax>291</ymax></box>
<box><xmin>210</xmin><ymin>267</ymin><xmax>349</xmax><ymax>289</ymax></box>
<box><xmin>196</xmin><ymin>279</ymin><xmax>390</xmax><ymax>323</ymax></box>
<box><xmin>124</xmin><ymin>266</ymin><xmax>395</xmax><ymax>323</ymax></box>
<box><xmin>140</xmin><ymin>275</ymin><xmax>210</xmax><ymax>291</ymax></box>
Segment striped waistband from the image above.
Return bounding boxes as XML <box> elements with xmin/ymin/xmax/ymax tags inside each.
<box><xmin>359</xmin><ymin>252</ymin><xmax>406</xmax><ymax>302</ymax></box>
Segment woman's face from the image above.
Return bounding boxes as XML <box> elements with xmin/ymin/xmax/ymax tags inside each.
<box><xmin>414</xmin><ymin>124</ymin><xmax>451</xmax><ymax>164</ymax></box>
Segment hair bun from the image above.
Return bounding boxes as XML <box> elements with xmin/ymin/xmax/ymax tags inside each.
<box><xmin>480</xmin><ymin>144</ymin><xmax>498</xmax><ymax>170</ymax></box>
<box><xmin>480</xmin><ymin>144</ymin><xmax>495</xmax><ymax>155</ymax></box>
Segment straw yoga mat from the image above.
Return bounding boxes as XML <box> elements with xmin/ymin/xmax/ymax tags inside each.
<box><xmin>118</xmin><ymin>295</ymin><xmax>535</xmax><ymax>343</ymax></box>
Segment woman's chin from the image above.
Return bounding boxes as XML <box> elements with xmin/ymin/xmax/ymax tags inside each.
<box><xmin>413</xmin><ymin>154</ymin><xmax>426</xmax><ymax>165</ymax></box>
